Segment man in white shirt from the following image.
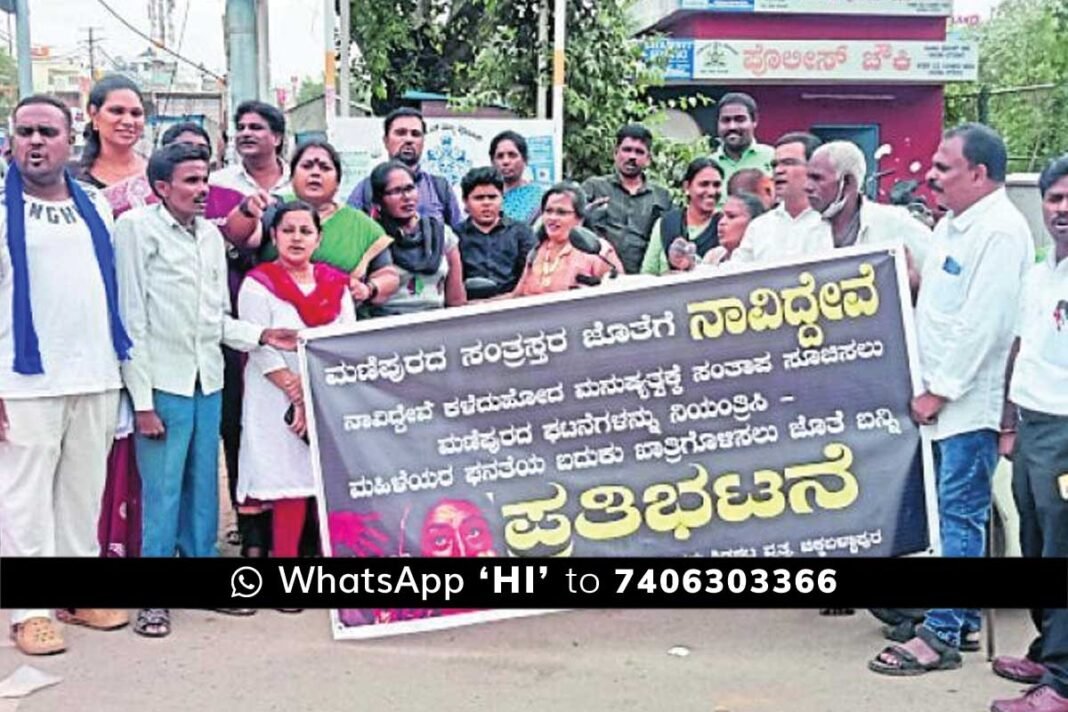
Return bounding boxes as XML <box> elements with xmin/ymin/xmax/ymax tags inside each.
<box><xmin>728</xmin><ymin>132</ymin><xmax>825</xmax><ymax>265</ymax></box>
<box><xmin>805</xmin><ymin>140</ymin><xmax>931</xmax><ymax>290</ymax></box>
<box><xmin>870</xmin><ymin>124</ymin><xmax>1033</xmax><ymax>677</ymax></box>
<box><xmin>0</xmin><ymin>95</ymin><xmax>131</xmax><ymax>654</ymax></box>
<box><xmin>114</xmin><ymin>142</ymin><xmax>297</xmax><ymax>637</ymax></box>
<box><xmin>201</xmin><ymin>100</ymin><xmax>292</xmax><ymax>559</ymax></box>
<box><xmin>988</xmin><ymin>156</ymin><xmax>1068</xmax><ymax>712</ymax></box>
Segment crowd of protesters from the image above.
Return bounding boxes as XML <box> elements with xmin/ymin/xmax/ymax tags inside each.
<box><xmin>0</xmin><ymin>76</ymin><xmax>1065</xmax><ymax>712</ymax></box>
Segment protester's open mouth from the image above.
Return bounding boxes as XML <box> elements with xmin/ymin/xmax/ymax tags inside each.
<box><xmin>27</xmin><ymin>150</ymin><xmax>44</xmax><ymax>164</ymax></box>
<box><xmin>307</xmin><ymin>180</ymin><xmax>323</xmax><ymax>190</ymax></box>
<box><xmin>1052</xmin><ymin>215</ymin><xmax>1068</xmax><ymax>230</ymax></box>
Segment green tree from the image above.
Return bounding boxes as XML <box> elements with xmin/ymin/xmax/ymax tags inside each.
<box><xmin>346</xmin><ymin>0</ymin><xmax>711</xmax><ymax>183</ymax></box>
<box><xmin>0</xmin><ymin>49</ymin><xmax>18</xmax><ymax>127</ymax></box>
<box><xmin>347</xmin><ymin>0</ymin><xmax>486</xmax><ymax>112</ymax></box>
<box><xmin>296</xmin><ymin>76</ymin><xmax>325</xmax><ymax>105</ymax></box>
<box><xmin>946</xmin><ymin>0</ymin><xmax>1068</xmax><ymax>171</ymax></box>
<box><xmin>453</xmin><ymin>0</ymin><xmax>672</xmax><ymax>180</ymax></box>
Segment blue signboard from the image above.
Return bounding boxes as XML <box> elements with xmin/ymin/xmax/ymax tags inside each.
<box><xmin>645</xmin><ymin>39</ymin><xmax>695</xmax><ymax>80</ymax></box>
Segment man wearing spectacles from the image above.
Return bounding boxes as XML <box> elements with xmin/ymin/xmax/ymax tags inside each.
<box><xmin>347</xmin><ymin>107</ymin><xmax>464</xmax><ymax>230</ymax></box>
<box><xmin>0</xmin><ymin>95</ymin><xmax>133</xmax><ymax>655</ymax></box>
<box><xmin>726</xmin><ymin>132</ymin><xmax>827</xmax><ymax>265</ymax></box>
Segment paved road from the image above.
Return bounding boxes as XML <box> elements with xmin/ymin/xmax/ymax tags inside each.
<box><xmin>1</xmin><ymin>607</ymin><xmax>1038</xmax><ymax>712</ymax></box>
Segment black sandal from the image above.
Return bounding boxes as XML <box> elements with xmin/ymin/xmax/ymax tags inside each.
<box><xmin>869</xmin><ymin>626</ymin><xmax>962</xmax><ymax>676</ymax></box>
<box><xmin>133</xmin><ymin>608</ymin><xmax>171</xmax><ymax>638</ymax></box>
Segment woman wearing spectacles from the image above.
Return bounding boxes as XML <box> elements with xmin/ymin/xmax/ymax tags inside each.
<box><xmin>367</xmin><ymin>160</ymin><xmax>466</xmax><ymax>316</ymax></box>
<box><xmin>511</xmin><ymin>182</ymin><xmax>623</xmax><ymax>297</ymax></box>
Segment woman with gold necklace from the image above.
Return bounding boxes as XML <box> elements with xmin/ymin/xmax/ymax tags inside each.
<box><xmin>511</xmin><ymin>183</ymin><xmax>622</xmax><ymax>297</ymax></box>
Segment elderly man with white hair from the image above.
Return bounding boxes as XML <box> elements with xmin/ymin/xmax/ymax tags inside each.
<box><xmin>805</xmin><ymin>140</ymin><xmax>931</xmax><ymax>289</ymax></box>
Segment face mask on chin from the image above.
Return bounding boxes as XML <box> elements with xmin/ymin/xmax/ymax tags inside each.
<box><xmin>821</xmin><ymin>177</ymin><xmax>850</xmax><ymax>220</ymax></box>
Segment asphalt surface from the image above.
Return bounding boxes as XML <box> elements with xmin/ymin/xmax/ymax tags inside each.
<box><xmin>0</xmin><ymin>606</ymin><xmax>1041</xmax><ymax>712</ymax></box>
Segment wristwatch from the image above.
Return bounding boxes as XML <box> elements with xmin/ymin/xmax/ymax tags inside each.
<box><xmin>367</xmin><ymin>281</ymin><xmax>379</xmax><ymax>302</ymax></box>
<box><xmin>239</xmin><ymin>197</ymin><xmax>255</xmax><ymax>219</ymax></box>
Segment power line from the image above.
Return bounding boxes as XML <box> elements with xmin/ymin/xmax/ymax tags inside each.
<box><xmin>92</xmin><ymin>0</ymin><xmax>225</xmax><ymax>82</ymax></box>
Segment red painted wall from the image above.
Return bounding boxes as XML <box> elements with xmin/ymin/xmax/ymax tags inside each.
<box><xmin>662</xmin><ymin>11</ymin><xmax>949</xmax><ymax>200</ymax></box>
<box><xmin>672</xmin><ymin>12</ymin><xmax>947</xmax><ymax>41</ymax></box>
<box><xmin>708</xmin><ymin>84</ymin><xmax>944</xmax><ymax>200</ymax></box>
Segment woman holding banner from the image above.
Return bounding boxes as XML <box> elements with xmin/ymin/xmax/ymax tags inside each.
<box><xmin>256</xmin><ymin>140</ymin><xmax>400</xmax><ymax>309</ymax></box>
<box><xmin>511</xmin><ymin>182</ymin><xmax>623</xmax><ymax>297</ymax></box>
<box><xmin>640</xmin><ymin>157</ymin><xmax>724</xmax><ymax>276</ymax></box>
<box><xmin>237</xmin><ymin>201</ymin><xmax>356</xmax><ymax>558</ymax></box>
<box><xmin>367</xmin><ymin>160</ymin><xmax>467</xmax><ymax>316</ymax></box>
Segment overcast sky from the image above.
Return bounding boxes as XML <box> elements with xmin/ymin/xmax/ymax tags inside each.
<box><xmin>25</xmin><ymin>0</ymin><xmax>1002</xmax><ymax>90</ymax></box>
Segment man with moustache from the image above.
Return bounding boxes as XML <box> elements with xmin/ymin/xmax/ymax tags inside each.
<box><xmin>0</xmin><ymin>95</ymin><xmax>132</xmax><ymax>655</ymax></box>
<box><xmin>711</xmin><ymin>92</ymin><xmax>774</xmax><ymax>189</ymax></box>
<box><xmin>726</xmin><ymin>132</ymin><xmax>824</xmax><ymax>265</ymax></box>
<box><xmin>987</xmin><ymin>155</ymin><xmax>1068</xmax><ymax>712</ymax></box>
<box><xmin>582</xmin><ymin>123</ymin><xmax>672</xmax><ymax>274</ymax></box>
<box><xmin>454</xmin><ymin>167</ymin><xmax>536</xmax><ymax>298</ymax></box>
<box><xmin>211</xmin><ymin>101</ymin><xmax>290</xmax><ymax>224</ymax></box>
<box><xmin>347</xmin><ymin>107</ymin><xmax>462</xmax><ymax>230</ymax></box>
<box><xmin>869</xmin><ymin>123</ymin><xmax>1033</xmax><ymax>677</ymax></box>
<box><xmin>198</xmin><ymin>101</ymin><xmax>292</xmax><ymax>560</ymax></box>
<box><xmin>114</xmin><ymin>142</ymin><xmax>298</xmax><ymax>637</ymax></box>
<box><xmin>804</xmin><ymin>140</ymin><xmax>931</xmax><ymax>289</ymax></box>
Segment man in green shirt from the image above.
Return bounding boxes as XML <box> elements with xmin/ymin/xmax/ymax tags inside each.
<box><xmin>582</xmin><ymin>124</ymin><xmax>672</xmax><ymax>274</ymax></box>
<box><xmin>711</xmin><ymin>92</ymin><xmax>775</xmax><ymax>192</ymax></box>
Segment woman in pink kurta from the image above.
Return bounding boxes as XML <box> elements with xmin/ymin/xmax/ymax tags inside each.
<box><xmin>76</xmin><ymin>75</ymin><xmax>154</xmax><ymax>559</ymax></box>
<box><xmin>512</xmin><ymin>183</ymin><xmax>622</xmax><ymax>297</ymax></box>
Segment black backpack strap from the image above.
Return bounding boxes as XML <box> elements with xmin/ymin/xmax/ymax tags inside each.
<box><xmin>659</xmin><ymin>208</ymin><xmax>684</xmax><ymax>256</ymax></box>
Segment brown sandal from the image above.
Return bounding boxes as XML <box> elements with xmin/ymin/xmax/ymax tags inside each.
<box><xmin>11</xmin><ymin>617</ymin><xmax>66</xmax><ymax>655</ymax></box>
<box><xmin>56</xmin><ymin>608</ymin><xmax>129</xmax><ymax>631</ymax></box>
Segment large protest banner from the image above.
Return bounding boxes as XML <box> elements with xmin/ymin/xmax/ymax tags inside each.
<box><xmin>299</xmin><ymin>246</ymin><xmax>938</xmax><ymax>639</ymax></box>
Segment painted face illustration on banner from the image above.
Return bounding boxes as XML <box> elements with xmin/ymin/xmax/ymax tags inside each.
<box><xmin>419</xmin><ymin>498</ymin><xmax>498</xmax><ymax>558</ymax></box>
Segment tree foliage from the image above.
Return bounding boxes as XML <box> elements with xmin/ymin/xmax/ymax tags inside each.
<box><xmin>346</xmin><ymin>0</ymin><xmax>701</xmax><ymax>182</ymax></box>
<box><xmin>296</xmin><ymin>76</ymin><xmax>325</xmax><ymax>105</ymax></box>
<box><xmin>946</xmin><ymin>0</ymin><xmax>1068</xmax><ymax>170</ymax></box>
<box><xmin>0</xmin><ymin>49</ymin><xmax>17</xmax><ymax>127</ymax></box>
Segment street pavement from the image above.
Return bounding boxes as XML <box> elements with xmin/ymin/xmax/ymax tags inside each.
<box><xmin>0</xmin><ymin>606</ymin><xmax>1041</xmax><ymax>711</ymax></box>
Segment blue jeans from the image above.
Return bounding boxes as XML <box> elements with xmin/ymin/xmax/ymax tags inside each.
<box><xmin>923</xmin><ymin>429</ymin><xmax>998</xmax><ymax>648</ymax></box>
<box><xmin>136</xmin><ymin>387</ymin><xmax>222</xmax><ymax>558</ymax></box>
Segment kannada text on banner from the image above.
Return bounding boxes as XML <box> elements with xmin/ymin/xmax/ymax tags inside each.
<box><xmin>299</xmin><ymin>246</ymin><xmax>938</xmax><ymax>638</ymax></box>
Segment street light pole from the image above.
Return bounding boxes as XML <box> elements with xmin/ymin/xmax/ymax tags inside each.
<box><xmin>552</xmin><ymin>0</ymin><xmax>565</xmax><ymax>180</ymax></box>
<box><xmin>14</xmin><ymin>0</ymin><xmax>31</xmax><ymax>97</ymax></box>
<box><xmin>339</xmin><ymin>0</ymin><xmax>350</xmax><ymax>117</ymax></box>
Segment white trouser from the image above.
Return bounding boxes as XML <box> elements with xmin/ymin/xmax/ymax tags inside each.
<box><xmin>0</xmin><ymin>390</ymin><xmax>119</xmax><ymax>624</ymax></box>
